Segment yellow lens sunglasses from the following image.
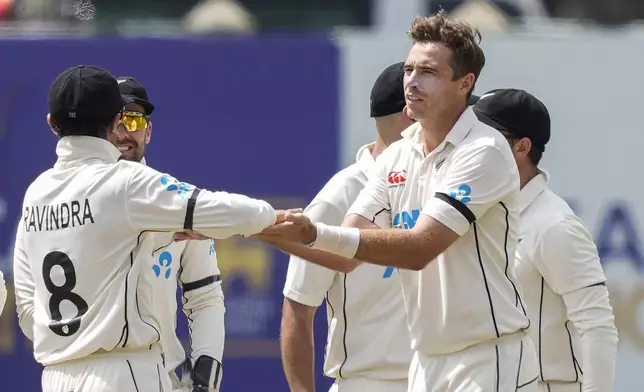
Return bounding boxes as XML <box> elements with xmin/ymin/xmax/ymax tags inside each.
<box><xmin>119</xmin><ymin>111</ymin><xmax>149</xmax><ymax>132</ymax></box>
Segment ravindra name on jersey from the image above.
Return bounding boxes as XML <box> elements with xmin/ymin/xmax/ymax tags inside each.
<box><xmin>13</xmin><ymin>136</ymin><xmax>276</xmax><ymax>366</ymax></box>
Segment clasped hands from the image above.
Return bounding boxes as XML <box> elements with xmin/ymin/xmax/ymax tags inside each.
<box><xmin>172</xmin><ymin>209</ymin><xmax>316</xmax><ymax>245</ymax></box>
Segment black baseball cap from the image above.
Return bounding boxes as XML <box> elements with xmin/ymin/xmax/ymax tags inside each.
<box><xmin>473</xmin><ymin>88</ymin><xmax>551</xmax><ymax>151</ymax></box>
<box><xmin>370</xmin><ymin>62</ymin><xmax>406</xmax><ymax>118</ymax></box>
<box><xmin>468</xmin><ymin>95</ymin><xmax>480</xmax><ymax>105</ymax></box>
<box><xmin>117</xmin><ymin>76</ymin><xmax>155</xmax><ymax>115</ymax></box>
<box><xmin>48</xmin><ymin>65</ymin><xmax>131</xmax><ymax>126</ymax></box>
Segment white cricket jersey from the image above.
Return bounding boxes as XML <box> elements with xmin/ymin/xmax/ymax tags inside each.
<box><xmin>0</xmin><ymin>270</ymin><xmax>6</xmax><ymax>317</ymax></box>
<box><xmin>12</xmin><ymin>136</ymin><xmax>274</xmax><ymax>366</ymax></box>
<box><xmin>145</xmin><ymin>224</ymin><xmax>225</xmax><ymax>373</ymax></box>
<box><xmin>283</xmin><ymin>143</ymin><xmax>412</xmax><ymax>381</ymax></box>
<box><xmin>513</xmin><ymin>171</ymin><xmax>606</xmax><ymax>383</ymax></box>
<box><xmin>348</xmin><ymin>108</ymin><xmax>530</xmax><ymax>355</ymax></box>
<box><xmin>137</xmin><ymin>159</ymin><xmax>225</xmax><ymax>373</ymax></box>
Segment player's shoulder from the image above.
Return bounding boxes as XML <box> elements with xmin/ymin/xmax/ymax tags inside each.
<box><xmin>117</xmin><ymin>159</ymin><xmax>184</xmax><ymax>190</ymax></box>
<box><xmin>312</xmin><ymin>162</ymin><xmax>367</xmax><ymax>208</ymax></box>
<box><xmin>387</xmin><ymin>123</ymin><xmax>420</xmax><ymax>153</ymax></box>
<box><xmin>526</xmin><ymin>187</ymin><xmax>591</xmax><ymax>239</ymax></box>
<box><xmin>461</xmin><ymin>120</ymin><xmax>513</xmax><ymax>156</ymax></box>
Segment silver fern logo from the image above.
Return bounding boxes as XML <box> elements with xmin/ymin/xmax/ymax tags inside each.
<box><xmin>74</xmin><ymin>0</ymin><xmax>96</xmax><ymax>20</ymax></box>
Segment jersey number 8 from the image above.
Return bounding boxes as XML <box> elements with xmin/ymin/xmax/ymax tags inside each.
<box><xmin>42</xmin><ymin>251</ymin><xmax>89</xmax><ymax>337</ymax></box>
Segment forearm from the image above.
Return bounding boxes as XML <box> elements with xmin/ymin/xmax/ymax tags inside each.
<box><xmin>184</xmin><ymin>283</ymin><xmax>226</xmax><ymax>362</ymax></box>
<box><xmin>16</xmin><ymin>303</ymin><xmax>35</xmax><ymax>341</ymax></box>
<box><xmin>354</xmin><ymin>228</ymin><xmax>430</xmax><ymax>270</ymax></box>
<box><xmin>562</xmin><ymin>286</ymin><xmax>618</xmax><ymax>392</ymax></box>
<box><xmin>281</xmin><ymin>300</ymin><xmax>315</xmax><ymax>392</ymax></box>
<box><xmin>310</xmin><ymin>214</ymin><xmax>450</xmax><ymax>271</ymax></box>
<box><xmin>312</xmin><ymin>225</ymin><xmax>431</xmax><ymax>270</ymax></box>
<box><xmin>192</xmin><ymin>192</ymin><xmax>277</xmax><ymax>239</ymax></box>
<box><xmin>271</xmin><ymin>239</ymin><xmax>360</xmax><ymax>273</ymax></box>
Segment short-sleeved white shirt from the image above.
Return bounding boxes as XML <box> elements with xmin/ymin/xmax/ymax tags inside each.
<box><xmin>348</xmin><ymin>108</ymin><xmax>530</xmax><ymax>355</ymax></box>
<box><xmin>13</xmin><ymin>136</ymin><xmax>275</xmax><ymax>366</ymax></box>
<box><xmin>283</xmin><ymin>144</ymin><xmax>412</xmax><ymax>381</ymax></box>
<box><xmin>513</xmin><ymin>171</ymin><xmax>606</xmax><ymax>383</ymax></box>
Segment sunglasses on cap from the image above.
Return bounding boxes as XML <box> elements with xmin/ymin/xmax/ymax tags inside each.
<box><xmin>119</xmin><ymin>111</ymin><xmax>150</xmax><ymax>132</ymax></box>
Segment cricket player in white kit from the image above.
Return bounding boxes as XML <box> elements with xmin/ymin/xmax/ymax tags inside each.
<box><xmin>12</xmin><ymin>65</ymin><xmax>286</xmax><ymax>392</ymax></box>
<box><xmin>472</xmin><ymin>89</ymin><xmax>618</xmax><ymax>392</ymax></box>
<box><xmin>279</xmin><ymin>62</ymin><xmax>414</xmax><ymax>392</ymax></box>
<box><xmin>259</xmin><ymin>12</ymin><xmax>540</xmax><ymax>392</ymax></box>
<box><xmin>0</xmin><ymin>270</ymin><xmax>6</xmax><ymax>316</ymax></box>
<box><xmin>114</xmin><ymin>77</ymin><xmax>225</xmax><ymax>391</ymax></box>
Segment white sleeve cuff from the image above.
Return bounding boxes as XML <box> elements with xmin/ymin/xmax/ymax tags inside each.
<box><xmin>422</xmin><ymin>195</ymin><xmax>472</xmax><ymax>236</ymax></box>
<box><xmin>562</xmin><ymin>285</ymin><xmax>618</xmax><ymax>392</ymax></box>
<box><xmin>282</xmin><ymin>287</ymin><xmax>323</xmax><ymax>308</ymax></box>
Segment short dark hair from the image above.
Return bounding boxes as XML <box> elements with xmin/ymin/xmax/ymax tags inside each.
<box><xmin>51</xmin><ymin>116</ymin><xmax>115</xmax><ymax>139</ymax></box>
<box><xmin>407</xmin><ymin>9</ymin><xmax>485</xmax><ymax>98</ymax></box>
<box><xmin>527</xmin><ymin>146</ymin><xmax>543</xmax><ymax>166</ymax></box>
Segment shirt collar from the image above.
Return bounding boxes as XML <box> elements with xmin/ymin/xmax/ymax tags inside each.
<box><xmin>355</xmin><ymin>142</ymin><xmax>376</xmax><ymax>173</ymax></box>
<box><xmin>139</xmin><ymin>157</ymin><xmax>147</xmax><ymax>166</ymax></box>
<box><xmin>518</xmin><ymin>169</ymin><xmax>549</xmax><ymax>213</ymax></box>
<box><xmin>401</xmin><ymin>107</ymin><xmax>477</xmax><ymax>154</ymax></box>
<box><xmin>55</xmin><ymin>136</ymin><xmax>121</xmax><ymax>167</ymax></box>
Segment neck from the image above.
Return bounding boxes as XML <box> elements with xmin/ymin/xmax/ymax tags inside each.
<box><xmin>519</xmin><ymin>164</ymin><xmax>540</xmax><ymax>190</ymax></box>
<box><xmin>418</xmin><ymin>105</ymin><xmax>466</xmax><ymax>153</ymax></box>
<box><xmin>371</xmin><ymin>133</ymin><xmax>392</xmax><ymax>160</ymax></box>
<box><xmin>372</xmin><ymin>119</ymin><xmax>404</xmax><ymax>159</ymax></box>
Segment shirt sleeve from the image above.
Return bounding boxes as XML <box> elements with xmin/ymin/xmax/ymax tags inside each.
<box><xmin>179</xmin><ymin>239</ymin><xmax>225</xmax><ymax>363</ymax></box>
<box><xmin>0</xmin><ymin>270</ymin><xmax>6</xmax><ymax>318</ymax></box>
<box><xmin>535</xmin><ymin>216</ymin><xmax>606</xmax><ymax>295</ymax></box>
<box><xmin>125</xmin><ymin>165</ymin><xmax>276</xmax><ymax>238</ymax></box>
<box><xmin>283</xmin><ymin>198</ymin><xmax>346</xmax><ymax>307</ymax></box>
<box><xmin>422</xmin><ymin>144</ymin><xmax>518</xmax><ymax>236</ymax></box>
<box><xmin>537</xmin><ymin>217</ymin><xmax>617</xmax><ymax>392</ymax></box>
<box><xmin>346</xmin><ymin>156</ymin><xmax>391</xmax><ymax>222</ymax></box>
<box><xmin>12</xmin><ymin>220</ymin><xmax>35</xmax><ymax>341</ymax></box>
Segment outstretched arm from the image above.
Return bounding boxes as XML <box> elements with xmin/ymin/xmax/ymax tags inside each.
<box><xmin>262</xmin><ymin>144</ymin><xmax>519</xmax><ymax>271</ymax></box>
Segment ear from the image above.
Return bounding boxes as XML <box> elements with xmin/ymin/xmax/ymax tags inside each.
<box><xmin>106</xmin><ymin>112</ymin><xmax>122</xmax><ymax>138</ymax></box>
<box><xmin>145</xmin><ymin>121</ymin><xmax>153</xmax><ymax>144</ymax></box>
<box><xmin>47</xmin><ymin>113</ymin><xmax>59</xmax><ymax>136</ymax></box>
<box><xmin>515</xmin><ymin>137</ymin><xmax>532</xmax><ymax>157</ymax></box>
<box><xmin>460</xmin><ymin>73</ymin><xmax>475</xmax><ymax>98</ymax></box>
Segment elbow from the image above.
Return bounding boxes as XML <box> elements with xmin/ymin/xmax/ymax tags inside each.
<box><xmin>408</xmin><ymin>258</ymin><xmax>430</xmax><ymax>271</ymax></box>
<box><xmin>338</xmin><ymin>260</ymin><xmax>360</xmax><ymax>274</ymax></box>
<box><xmin>281</xmin><ymin>298</ymin><xmax>315</xmax><ymax>333</ymax></box>
<box><xmin>406</xmin><ymin>253</ymin><xmax>433</xmax><ymax>271</ymax></box>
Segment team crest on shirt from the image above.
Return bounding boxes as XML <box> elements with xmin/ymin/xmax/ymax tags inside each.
<box><xmin>449</xmin><ymin>184</ymin><xmax>472</xmax><ymax>204</ymax></box>
<box><xmin>160</xmin><ymin>176</ymin><xmax>193</xmax><ymax>198</ymax></box>
<box><xmin>387</xmin><ymin>170</ymin><xmax>407</xmax><ymax>188</ymax></box>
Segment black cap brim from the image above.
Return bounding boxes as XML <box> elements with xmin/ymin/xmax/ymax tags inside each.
<box><xmin>468</xmin><ymin>95</ymin><xmax>480</xmax><ymax>106</ymax></box>
<box><xmin>122</xmin><ymin>95</ymin><xmax>135</xmax><ymax>105</ymax></box>
<box><xmin>123</xmin><ymin>94</ymin><xmax>154</xmax><ymax>115</ymax></box>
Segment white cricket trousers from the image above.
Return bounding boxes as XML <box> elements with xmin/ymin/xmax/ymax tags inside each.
<box><xmin>42</xmin><ymin>349</ymin><xmax>173</xmax><ymax>392</ymax></box>
<box><xmin>329</xmin><ymin>377</ymin><xmax>408</xmax><ymax>392</ymax></box>
<box><xmin>408</xmin><ymin>333</ymin><xmax>540</xmax><ymax>392</ymax></box>
<box><xmin>537</xmin><ymin>382</ymin><xmax>581</xmax><ymax>392</ymax></box>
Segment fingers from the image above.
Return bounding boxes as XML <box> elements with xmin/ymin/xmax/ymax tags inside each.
<box><xmin>285</xmin><ymin>213</ymin><xmax>311</xmax><ymax>226</ymax></box>
<box><xmin>173</xmin><ymin>233</ymin><xmax>192</xmax><ymax>242</ymax></box>
<box><xmin>261</xmin><ymin>222</ymin><xmax>294</xmax><ymax>235</ymax></box>
<box><xmin>173</xmin><ymin>230</ymin><xmax>210</xmax><ymax>242</ymax></box>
